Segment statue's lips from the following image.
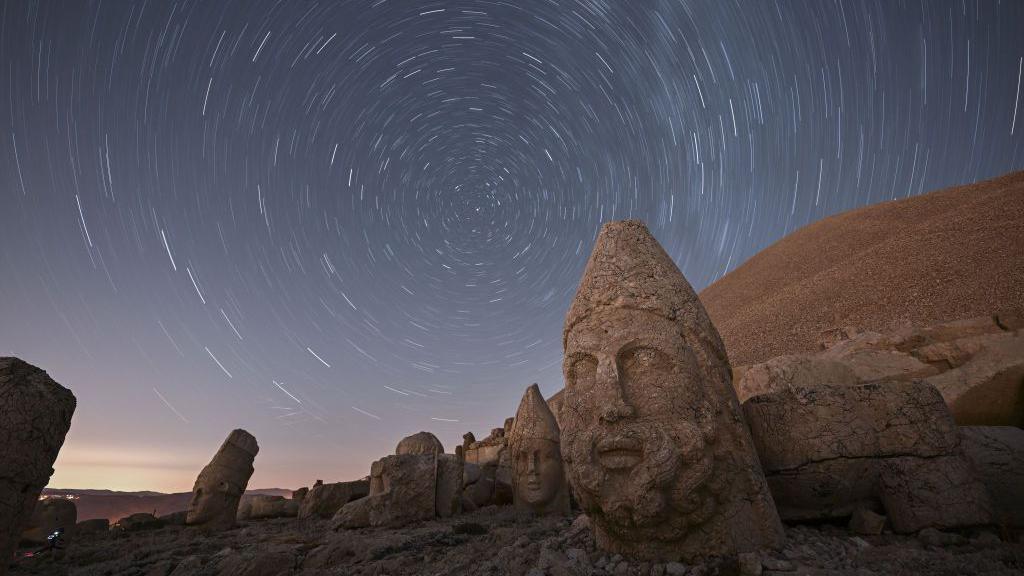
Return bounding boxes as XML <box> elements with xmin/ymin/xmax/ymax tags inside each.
<box><xmin>595</xmin><ymin>436</ymin><xmax>643</xmax><ymax>469</ymax></box>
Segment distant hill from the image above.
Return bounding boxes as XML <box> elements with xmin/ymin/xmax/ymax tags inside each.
<box><xmin>42</xmin><ymin>488</ymin><xmax>294</xmax><ymax>522</ymax></box>
<box><xmin>699</xmin><ymin>171</ymin><xmax>1024</xmax><ymax>366</ymax></box>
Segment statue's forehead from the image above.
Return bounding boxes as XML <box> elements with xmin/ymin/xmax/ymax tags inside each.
<box><xmin>567</xmin><ymin>308</ymin><xmax>681</xmax><ymax>351</ymax></box>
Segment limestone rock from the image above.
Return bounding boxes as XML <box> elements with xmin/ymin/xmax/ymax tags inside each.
<box><xmin>395</xmin><ymin>431</ymin><xmax>444</xmax><ymax>455</ymax></box>
<box><xmin>508</xmin><ymin>384</ymin><xmax>570</xmax><ymax>517</ymax></box>
<box><xmin>298</xmin><ymin>480</ymin><xmax>369</xmax><ymax>519</ymax></box>
<box><xmin>112</xmin><ymin>513</ymin><xmax>164</xmax><ymax>533</ymax></box>
<box><xmin>848</xmin><ymin>507</ymin><xmax>886</xmax><ymax>535</ymax></box>
<box><xmin>185</xmin><ymin>429</ymin><xmax>259</xmax><ymax>530</ymax></box>
<box><xmin>959</xmin><ymin>426</ymin><xmax>1024</xmax><ymax>528</ymax></box>
<box><xmin>921</xmin><ymin>330</ymin><xmax>1024</xmax><ymax>426</ymax></box>
<box><xmin>734</xmin><ymin>354</ymin><xmax>859</xmax><ymax>403</ymax></box>
<box><xmin>75</xmin><ymin>518</ymin><xmax>109</xmax><ymax>535</ymax></box>
<box><xmin>333</xmin><ymin>454</ymin><xmax>436</xmax><ymax>529</ymax></box>
<box><xmin>0</xmin><ymin>357</ymin><xmax>76</xmax><ymax>576</ymax></box>
<box><xmin>238</xmin><ymin>494</ymin><xmax>299</xmax><ymax>521</ymax></box>
<box><xmin>743</xmin><ymin>380</ymin><xmax>993</xmax><ymax>532</ymax></box>
<box><xmin>561</xmin><ymin>220</ymin><xmax>784</xmax><ymax>561</ymax></box>
<box><xmin>21</xmin><ymin>498</ymin><xmax>77</xmax><ymax>545</ymax></box>
<box><xmin>436</xmin><ymin>454</ymin><xmax>464</xmax><ymax>518</ymax></box>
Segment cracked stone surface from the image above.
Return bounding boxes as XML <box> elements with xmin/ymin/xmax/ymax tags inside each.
<box><xmin>743</xmin><ymin>381</ymin><xmax>993</xmax><ymax>530</ymax></box>
<box><xmin>960</xmin><ymin>426</ymin><xmax>1024</xmax><ymax>528</ymax></box>
<box><xmin>0</xmin><ymin>357</ymin><xmax>76</xmax><ymax>576</ymax></box>
<box><xmin>561</xmin><ymin>220</ymin><xmax>783</xmax><ymax>562</ymax></box>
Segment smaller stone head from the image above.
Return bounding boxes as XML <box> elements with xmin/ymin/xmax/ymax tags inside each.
<box><xmin>186</xmin><ymin>429</ymin><xmax>258</xmax><ymax>529</ymax></box>
<box><xmin>508</xmin><ymin>384</ymin><xmax>570</xmax><ymax>516</ymax></box>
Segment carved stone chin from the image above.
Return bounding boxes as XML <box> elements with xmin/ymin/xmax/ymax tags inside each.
<box><xmin>560</xmin><ymin>220</ymin><xmax>784</xmax><ymax>562</ymax></box>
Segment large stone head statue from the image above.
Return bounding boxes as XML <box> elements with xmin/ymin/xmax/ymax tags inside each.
<box><xmin>561</xmin><ymin>220</ymin><xmax>783</xmax><ymax>561</ymax></box>
<box><xmin>186</xmin><ymin>429</ymin><xmax>258</xmax><ymax>530</ymax></box>
<box><xmin>508</xmin><ymin>384</ymin><xmax>570</xmax><ymax>517</ymax></box>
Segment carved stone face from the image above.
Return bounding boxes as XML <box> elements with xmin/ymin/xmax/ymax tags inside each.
<box><xmin>562</xmin><ymin>307</ymin><xmax>720</xmax><ymax>543</ymax></box>
<box><xmin>512</xmin><ymin>438</ymin><xmax>563</xmax><ymax>505</ymax></box>
<box><xmin>186</xmin><ymin>477</ymin><xmax>237</xmax><ymax>525</ymax></box>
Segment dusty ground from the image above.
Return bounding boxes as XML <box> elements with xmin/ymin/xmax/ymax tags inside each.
<box><xmin>8</xmin><ymin>507</ymin><xmax>1024</xmax><ymax>576</ymax></box>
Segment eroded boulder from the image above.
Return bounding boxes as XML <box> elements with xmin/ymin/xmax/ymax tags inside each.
<box><xmin>333</xmin><ymin>454</ymin><xmax>436</xmax><ymax>529</ymax></box>
<box><xmin>507</xmin><ymin>384</ymin><xmax>570</xmax><ymax>517</ymax></box>
<box><xmin>959</xmin><ymin>426</ymin><xmax>1024</xmax><ymax>528</ymax></box>
<box><xmin>298</xmin><ymin>480</ymin><xmax>369</xmax><ymax>519</ymax></box>
<box><xmin>743</xmin><ymin>380</ymin><xmax>993</xmax><ymax>531</ymax></box>
<box><xmin>395</xmin><ymin>431</ymin><xmax>444</xmax><ymax>456</ymax></box>
<box><xmin>0</xmin><ymin>357</ymin><xmax>76</xmax><ymax>576</ymax></box>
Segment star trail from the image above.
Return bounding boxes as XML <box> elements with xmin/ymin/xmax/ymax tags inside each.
<box><xmin>1</xmin><ymin>0</ymin><xmax>1022</xmax><ymax>491</ymax></box>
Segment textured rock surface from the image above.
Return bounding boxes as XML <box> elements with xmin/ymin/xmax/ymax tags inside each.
<box><xmin>20</xmin><ymin>498</ymin><xmax>77</xmax><ymax>545</ymax></box>
<box><xmin>10</xmin><ymin>508</ymin><xmax>1023</xmax><ymax>576</ymax></box>
<box><xmin>0</xmin><ymin>357</ymin><xmax>76</xmax><ymax>576</ymax></box>
<box><xmin>561</xmin><ymin>220</ymin><xmax>783</xmax><ymax>561</ymax></box>
<box><xmin>111</xmin><ymin>513</ymin><xmax>164</xmax><ymax>533</ymax></box>
<box><xmin>435</xmin><ymin>454</ymin><xmax>464</xmax><ymax>519</ymax></box>
<box><xmin>237</xmin><ymin>495</ymin><xmax>299</xmax><ymax>521</ymax></box>
<box><xmin>744</xmin><ymin>380</ymin><xmax>993</xmax><ymax>530</ymax></box>
<box><xmin>734</xmin><ymin>354</ymin><xmax>859</xmax><ymax>403</ymax></box>
<box><xmin>960</xmin><ymin>426</ymin><xmax>1024</xmax><ymax>528</ymax></box>
<box><xmin>297</xmin><ymin>480</ymin><xmax>369</xmax><ymax>520</ymax></box>
<box><xmin>74</xmin><ymin>518</ymin><xmax>109</xmax><ymax>535</ymax></box>
<box><xmin>698</xmin><ymin>170</ymin><xmax>1024</xmax><ymax>367</ymax></box>
<box><xmin>395</xmin><ymin>431</ymin><xmax>444</xmax><ymax>456</ymax></box>
<box><xmin>507</xmin><ymin>384</ymin><xmax>570</xmax><ymax>517</ymax></box>
<box><xmin>185</xmin><ymin>429</ymin><xmax>259</xmax><ymax>530</ymax></box>
<box><xmin>333</xmin><ymin>454</ymin><xmax>437</xmax><ymax>529</ymax></box>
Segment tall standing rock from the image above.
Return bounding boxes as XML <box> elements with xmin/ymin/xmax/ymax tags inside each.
<box><xmin>508</xmin><ymin>384</ymin><xmax>570</xmax><ymax>517</ymax></box>
<box><xmin>0</xmin><ymin>358</ymin><xmax>76</xmax><ymax>576</ymax></box>
<box><xmin>560</xmin><ymin>221</ymin><xmax>784</xmax><ymax>562</ymax></box>
<box><xmin>186</xmin><ymin>429</ymin><xmax>258</xmax><ymax>530</ymax></box>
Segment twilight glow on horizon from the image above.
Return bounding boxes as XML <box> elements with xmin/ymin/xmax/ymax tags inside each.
<box><xmin>1</xmin><ymin>0</ymin><xmax>1022</xmax><ymax>493</ymax></box>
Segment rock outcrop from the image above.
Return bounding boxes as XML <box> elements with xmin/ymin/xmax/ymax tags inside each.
<box><xmin>333</xmin><ymin>454</ymin><xmax>437</xmax><ymax>529</ymax></box>
<box><xmin>560</xmin><ymin>220</ymin><xmax>784</xmax><ymax>561</ymax></box>
<box><xmin>959</xmin><ymin>426</ymin><xmax>1024</xmax><ymax>528</ymax></box>
<box><xmin>395</xmin><ymin>431</ymin><xmax>444</xmax><ymax>456</ymax></box>
<box><xmin>733</xmin><ymin>315</ymin><xmax>1023</xmax><ymax>426</ymax></box>
<box><xmin>507</xmin><ymin>384</ymin><xmax>570</xmax><ymax>518</ymax></box>
<box><xmin>0</xmin><ymin>357</ymin><xmax>76</xmax><ymax>576</ymax></box>
<box><xmin>297</xmin><ymin>480</ymin><xmax>369</xmax><ymax>519</ymax></box>
<box><xmin>743</xmin><ymin>380</ymin><xmax>993</xmax><ymax>531</ymax></box>
<box><xmin>237</xmin><ymin>494</ymin><xmax>299</xmax><ymax>521</ymax></box>
<box><xmin>185</xmin><ymin>429</ymin><xmax>258</xmax><ymax>530</ymax></box>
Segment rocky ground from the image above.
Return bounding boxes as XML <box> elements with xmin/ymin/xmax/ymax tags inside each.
<box><xmin>8</xmin><ymin>508</ymin><xmax>1024</xmax><ymax>576</ymax></box>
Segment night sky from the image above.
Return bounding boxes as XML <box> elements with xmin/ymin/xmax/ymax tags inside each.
<box><xmin>1</xmin><ymin>0</ymin><xmax>1022</xmax><ymax>492</ymax></box>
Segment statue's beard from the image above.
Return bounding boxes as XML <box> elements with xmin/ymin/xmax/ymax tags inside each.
<box><xmin>566</xmin><ymin>419</ymin><xmax>719</xmax><ymax>542</ymax></box>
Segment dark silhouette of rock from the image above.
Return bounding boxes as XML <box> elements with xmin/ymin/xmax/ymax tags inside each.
<box><xmin>185</xmin><ymin>429</ymin><xmax>258</xmax><ymax>530</ymax></box>
<box><xmin>0</xmin><ymin>357</ymin><xmax>76</xmax><ymax>576</ymax></box>
<box><xmin>112</xmin><ymin>513</ymin><xmax>164</xmax><ymax>533</ymax></box>
<box><xmin>561</xmin><ymin>220</ymin><xmax>783</xmax><ymax>561</ymax></box>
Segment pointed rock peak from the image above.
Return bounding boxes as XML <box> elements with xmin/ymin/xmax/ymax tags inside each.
<box><xmin>510</xmin><ymin>383</ymin><xmax>560</xmax><ymax>444</ymax></box>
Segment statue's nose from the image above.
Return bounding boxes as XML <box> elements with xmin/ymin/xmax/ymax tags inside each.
<box><xmin>597</xmin><ymin>359</ymin><xmax>635</xmax><ymax>423</ymax></box>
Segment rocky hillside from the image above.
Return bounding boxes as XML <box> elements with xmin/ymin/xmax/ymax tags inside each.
<box><xmin>699</xmin><ymin>171</ymin><xmax>1024</xmax><ymax>366</ymax></box>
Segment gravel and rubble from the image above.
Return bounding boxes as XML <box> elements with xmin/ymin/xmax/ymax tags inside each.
<box><xmin>8</xmin><ymin>508</ymin><xmax>1023</xmax><ymax>576</ymax></box>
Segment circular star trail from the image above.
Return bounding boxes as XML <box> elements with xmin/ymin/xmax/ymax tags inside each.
<box><xmin>1</xmin><ymin>0</ymin><xmax>1022</xmax><ymax>490</ymax></box>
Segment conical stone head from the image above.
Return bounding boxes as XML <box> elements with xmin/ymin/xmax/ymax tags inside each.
<box><xmin>561</xmin><ymin>220</ymin><xmax>783</xmax><ymax>561</ymax></box>
<box><xmin>186</xmin><ymin>429</ymin><xmax>258</xmax><ymax>529</ymax></box>
<box><xmin>508</xmin><ymin>384</ymin><xmax>569</xmax><ymax>517</ymax></box>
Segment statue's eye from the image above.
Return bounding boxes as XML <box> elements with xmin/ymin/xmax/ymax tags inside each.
<box><xmin>569</xmin><ymin>356</ymin><xmax>597</xmax><ymax>389</ymax></box>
